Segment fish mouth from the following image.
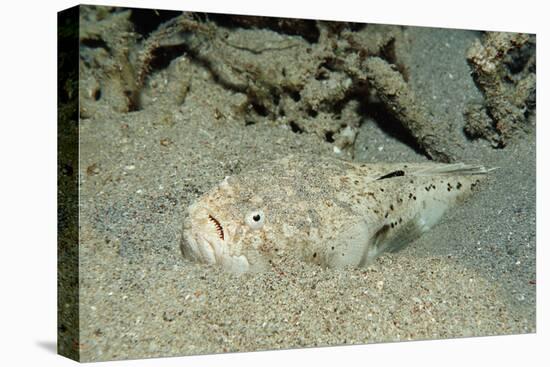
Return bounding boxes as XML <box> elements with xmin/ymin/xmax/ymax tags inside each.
<box><xmin>181</xmin><ymin>210</ymin><xmax>250</xmax><ymax>273</ymax></box>
<box><xmin>207</xmin><ymin>214</ymin><xmax>225</xmax><ymax>241</ymax></box>
<box><xmin>181</xmin><ymin>211</ymin><xmax>221</xmax><ymax>263</ymax></box>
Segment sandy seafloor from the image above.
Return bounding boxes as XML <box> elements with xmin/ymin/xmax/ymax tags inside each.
<box><xmin>77</xmin><ymin>25</ymin><xmax>535</xmax><ymax>361</ymax></box>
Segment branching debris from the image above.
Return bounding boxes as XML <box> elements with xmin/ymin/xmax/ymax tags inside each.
<box><xmin>78</xmin><ymin>7</ymin><xmax>535</xmax><ymax>161</ymax></box>
<box><xmin>80</xmin><ymin>10</ymin><xmax>408</xmax><ymax>154</ymax></box>
<box><xmin>364</xmin><ymin>57</ymin><xmax>453</xmax><ymax>162</ymax></box>
<box><xmin>465</xmin><ymin>32</ymin><xmax>536</xmax><ymax>147</ymax></box>
<box><xmin>79</xmin><ymin>8</ymin><xmax>140</xmax><ymax>116</ymax></box>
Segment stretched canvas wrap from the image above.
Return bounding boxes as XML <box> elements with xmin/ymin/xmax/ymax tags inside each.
<box><xmin>58</xmin><ymin>4</ymin><xmax>536</xmax><ymax>362</ymax></box>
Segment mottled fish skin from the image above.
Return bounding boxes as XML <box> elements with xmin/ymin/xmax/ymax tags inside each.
<box><xmin>181</xmin><ymin>154</ymin><xmax>490</xmax><ymax>273</ymax></box>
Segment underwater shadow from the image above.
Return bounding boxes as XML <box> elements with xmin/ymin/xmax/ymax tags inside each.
<box><xmin>361</xmin><ymin>102</ymin><xmax>425</xmax><ymax>156</ymax></box>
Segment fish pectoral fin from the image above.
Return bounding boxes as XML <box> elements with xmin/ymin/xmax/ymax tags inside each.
<box><xmin>328</xmin><ymin>215</ymin><xmax>428</xmax><ymax>269</ymax></box>
<box><xmin>364</xmin><ymin>214</ymin><xmax>427</xmax><ymax>263</ymax></box>
<box><xmin>384</xmin><ymin>216</ymin><xmax>426</xmax><ymax>253</ymax></box>
<box><xmin>326</xmin><ymin>221</ymin><xmax>370</xmax><ymax>269</ymax></box>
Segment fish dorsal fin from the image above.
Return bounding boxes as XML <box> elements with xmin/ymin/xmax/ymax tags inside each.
<box><xmin>373</xmin><ymin>163</ymin><xmax>492</xmax><ymax>182</ymax></box>
<box><xmin>411</xmin><ymin>163</ymin><xmax>491</xmax><ymax>176</ymax></box>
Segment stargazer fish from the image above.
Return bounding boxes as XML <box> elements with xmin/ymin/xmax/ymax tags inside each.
<box><xmin>181</xmin><ymin>154</ymin><xmax>491</xmax><ymax>273</ymax></box>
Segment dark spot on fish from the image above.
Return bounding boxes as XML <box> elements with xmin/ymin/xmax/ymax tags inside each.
<box><xmin>409</xmin><ymin>193</ymin><xmax>413</xmax><ymax>199</ymax></box>
<box><xmin>413</xmin><ymin>196</ymin><xmax>416</xmax><ymax>200</ymax></box>
<box><xmin>410</xmin><ymin>180</ymin><xmax>414</xmax><ymax>184</ymax></box>
<box><xmin>390</xmin><ymin>223</ymin><xmax>395</xmax><ymax>228</ymax></box>
<box><xmin>390</xmin><ymin>204</ymin><xmax>394</xmax><ymax>210</ymax></box>
<box><xmin>331</xmin><ymin>246</ymin><xmax>335</xmax><ymax>250</ymax></box>
<box><xmin>457</xmin><ymin>182</ymin><xmax>462</xmax><ymax>189</ymax></box>
<box><xmin>384</xmin><ymin>212</ymin><xmax>389</xmax><ymax>218</ymax></box>
<box><xmin>425</xmin><ymin>187</ymin><xmax>430</xmax><ymax>191</ymax></box>
<box><xmin>398</xmin><ymin>198</ymin><xmax>403</xmax><ymax>203</ymax></box>
<box><xmin>313</xmin><ymin>252</ymin><xmax>317</xmax><ymax>258</ymax></box>
<box><xmin>380</xmin><ymin>188</ymin><xmax>385</xmax><ymax>192</ymax></box>
<box><xmin>399</xmin><ymin>218</ymin><xmax>403</xmax><ymax>223</ymax></box>
<box><xmin>354</xmin><ymin>180</ymin><xmax>360</xmax><ymax>184</ymax></box>
<box><xmin>377</xmin><ymin>170</ymin><xmax>405</xmax><ymax>180</ymax></box>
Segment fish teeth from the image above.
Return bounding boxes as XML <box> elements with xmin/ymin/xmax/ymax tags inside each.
<box><xmin>208</xmin><ymin>214</ymin><xmax>224</xmax><ymax>240</ymax></box>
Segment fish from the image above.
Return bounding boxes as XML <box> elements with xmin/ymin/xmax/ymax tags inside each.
<box><xmin>181</xmin><ymin>154</ymin><xmax>491</xmax><ymax>273</ymax></box>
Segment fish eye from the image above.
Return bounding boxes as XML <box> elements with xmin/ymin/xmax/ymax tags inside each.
<box><xmin>245</xmin><ymin>210</ymin><xmax>265</xmax><ymax>230</ymax></box>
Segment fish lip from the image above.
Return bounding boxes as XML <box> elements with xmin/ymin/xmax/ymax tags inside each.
<box><xmin>197</xmin><ymin>234</ymin><xmax>218</xmax><ymax>264</ymax></box>
<box><xmin>196</xmin><ymin>233</ymin><xmax>250</xmax><ymax>273</ymax></box>
<box><xmin>204</xmin><ymin>234</ymin><xmax>251</xmax><ymax>273</ymax></box>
